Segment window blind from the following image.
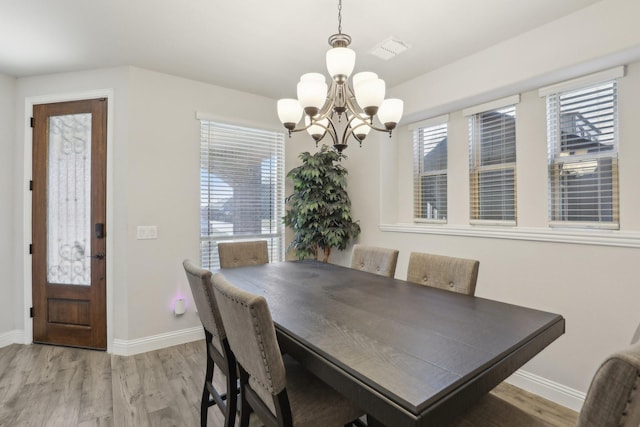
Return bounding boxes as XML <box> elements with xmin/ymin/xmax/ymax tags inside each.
<box><xmin>200</xmin><ymin>120</ymin><xmax>285</xmax><ymax>269</ymax></box>
<box><xmin>413</xmin><ymin>123</ymin><xmax>448</xmax><ymax>221</ymax></box>
<box><xmin>547</xmin><ymin>81</ymin><xmax>619</xmax><ymax>228</ymax></box>
<box><xmin>469</xmin><ymin>105</ymin><xmax>517</xmax><ymax>224</ymax></box>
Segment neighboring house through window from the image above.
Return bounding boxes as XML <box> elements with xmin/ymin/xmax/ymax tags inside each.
<box><xmin>412</xmin><ymin>115</ymin><xmax>448</xmax><ymax>222</ymax></box>
<box><xmin>542</xmin><ymin>67</ymin><xmax>622</xmax><ymax>229</ymax></box>
<box><xmin>199</xmin><ymin>118</ymin><xmax>285</xmax><ymax>269</ymax></box>
<box><xmin>465</xmin><ymin>95</ymin><xmax>519</xmax><ymax>224</ymax></box>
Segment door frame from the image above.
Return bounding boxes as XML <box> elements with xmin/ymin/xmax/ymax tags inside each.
<box><xmin>23</xmin><ymin>89</ymin><xmax>115</xmax><ymax>351</ymax></box>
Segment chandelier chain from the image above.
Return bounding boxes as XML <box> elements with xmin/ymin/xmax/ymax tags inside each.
<box><xmin>337</xmin><ymin>0</ymin><xmax>342</xmax><ymax>34</ymax></box>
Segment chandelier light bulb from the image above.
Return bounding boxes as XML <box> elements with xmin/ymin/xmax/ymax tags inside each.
<box><xmin>326</xmin><ymin>47</ymin><xmax>356</xmax><ymax>83</ymax></box>
<box><xmin>277</xmin><ymin>99</ymin><xmax>303</xmax><ymax>130</ymax></box>
<box><xmin>354</xmin><ymin>77</ymin><xmax>386</xmax><ymax>116</ymax></box>
<box><xmin>352</xmin><ymin>71</ymin><xmax>378</xmax><ymax>88</ymax></box>
<box><xmin>297</xmin><ymin>73</ymin><xmax>328</xmax><ymax>117</ymax></box>
<box><xmin>378</xmin><ymin>98</ymin><xmax>404</xmax><ymax>130</ymax></box>
<box><xmin>305</xmin><ymin>115</ymin><xmax>329</xmax><ymax>141</ymax></box>
<box><xmin>350</xmin><ymin>117</ymin><xmax>371</xmax><ymax>140</ymax></box>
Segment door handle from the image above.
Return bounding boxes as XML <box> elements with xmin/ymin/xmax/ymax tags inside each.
<box><xmin>88</xmin><ymin>252</ymin><xmax>105</xmax><ymax>260</ymax></box>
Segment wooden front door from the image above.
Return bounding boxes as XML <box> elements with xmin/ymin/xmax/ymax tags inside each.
<box><xmin>32</xmin><ymin>98</ymin><xmax>107</xmax><ymax>350</ymax></box>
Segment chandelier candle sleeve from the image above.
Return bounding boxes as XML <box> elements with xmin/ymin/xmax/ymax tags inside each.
<box><xmin>275</xmin><ymin>0</ymin><xmax>403</xmax><ymax>152</ymax></box>
<box><xmin>297</xmin><ymin>73</ymin><xmax>327</xmax><ymax>117</ymax></box>
<box><xmin>277</xmin><ymin>99</ymin><xmax>303</xmax><ymax>131</ymax></box>
<box><xmin>378</xmin><ymin>99</ymin><xmax>404</xmax><ymax>130</ymax></box>
<box><xmin>326</xmin><ymin>47</ymin><xmax>356</xmax><ymax>82</ymax></box>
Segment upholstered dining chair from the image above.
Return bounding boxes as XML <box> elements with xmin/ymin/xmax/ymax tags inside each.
<box><xmin>182</xmin><ymin>260</ymin><xmax>237</xmax><ymax>427</ymax></box>
<box><xmin>349</xmin><ymin>244</ymin><xmax>399</xmax><ymax>278</ymax></box>
<box><xmin>448</xmin><ymin>341</ymin><xmax>640</xmax><ymax>427</ymax></box>
<box><xmin>218</xmin><ymin>240</ymin><xmax>269</xmax><ymax>268</ymax></box>
<box><xmin>211</xmin><ymin>272</ymin><xmax>364</xmax><ymax>427</ymax></box>
<box><xmin>406</xmin><ymin>252</ymin><xmax>480</xmax><ymax>296</ymax></box>
<box><xmin>631</xmin><ymin>321</ymin><xmax>640</xmax><ymax>345</ymax></box>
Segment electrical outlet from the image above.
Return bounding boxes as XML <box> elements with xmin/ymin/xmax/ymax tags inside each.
<box><xmin>136</xmin><ymin>225</ymin><xmax>158</xmax><ymax>240</ymax></box>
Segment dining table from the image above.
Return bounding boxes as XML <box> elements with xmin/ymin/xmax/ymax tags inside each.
<box><xmin>216</xmin><ymin>260</ymin><xmax>565</xmax><ymax>427</ymax></box>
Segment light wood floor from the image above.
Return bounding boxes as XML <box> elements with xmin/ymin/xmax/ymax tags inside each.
<box><xmin>0</xmin><ymin>341</ymin><xmax>578</xmax><ymax>426</ymax></box>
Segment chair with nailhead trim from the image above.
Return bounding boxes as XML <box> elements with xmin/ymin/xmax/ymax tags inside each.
<box><xmin>406</xmin><ymin>252</ymin><xmax>479</xmax><ymax>296</ymax></box>
<box><xmin>349</xmin><ymin>244</ymin><xmax>399</xmax><ymax>278</ymax></box>
<box><xmin>211</xmin><ymin>273</ymin><xmax>364</xmax><ymax>427</ymax></box>
<box><xmin>182</xmin><ymin>260</ymin><xmax>237</xmax><ymax>427</ymax></box>
<box><xmin>218</xmin><ymin>240</ymin><xmax>269</xmax><ymax>269</ymax></box>
<box><xmin>448</xmin><ymin>341</ymin><xmax>640</xmax><ymax>427</ymax></box>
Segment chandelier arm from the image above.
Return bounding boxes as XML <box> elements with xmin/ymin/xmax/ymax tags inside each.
<box><xmin>297</xmin><ymin>117</ymin><xmax>339</xmax><ymax>146</ymax></box>
<box><xmin>343</xmin><ymin>123</ymin><xmax>365</xmax><ymax>146</ymax></box>
<box><xmin>342</xmin><ymin>117</ymin><xmax>359</xmax><ymax>144</ymax></box>
<box><xmin>344</xmin><ymin>96</ymin><xmax>369</xmax><ymax>122</ymax></box>
<box><xmin>316</xmin><ymin>81</ymin><xmax>338</xmax><ymax>119</ymax></box>
<box><xmin>325</xmin><ymin>117</ymin><xmax>339</xmax><ymax>146</ymax></box>
<box><xmin>367</xmin><ymin>123</ymin><xmax>393</xmax><ymax>134</ymax></box>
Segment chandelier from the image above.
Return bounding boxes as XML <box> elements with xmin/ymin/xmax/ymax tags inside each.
<box><xmin>276</xmin><ymin>0</ymin><xmax>403</xmax><ymax>152</ymax></box>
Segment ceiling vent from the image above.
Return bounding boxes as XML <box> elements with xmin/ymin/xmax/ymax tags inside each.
<box><xmin>370</xmin><ymin>37</ymin><xmax>410</xmax><ymax>61</ymax></box>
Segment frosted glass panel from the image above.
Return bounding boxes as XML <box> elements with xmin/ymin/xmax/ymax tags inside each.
<box><xmin>47</xmin><ymin>113</ymin><xmax>92</xmax><ymax>285</ymax></box>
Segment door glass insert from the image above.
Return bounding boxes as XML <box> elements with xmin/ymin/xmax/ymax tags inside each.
<box><xmin>47</xmin><ymin>113</ymin><xmax>92</xmax><ymax>285</ymax></box>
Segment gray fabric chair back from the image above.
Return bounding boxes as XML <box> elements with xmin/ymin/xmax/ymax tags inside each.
<box><xmin>406</xmin><ymin>252</ymin><xmax>479</xmax><ymax>296</ymax></box>
<box><xmin>218</xmin><ymin>240</ymin><xmax>269</xmax><ymax>268</ymax></box>
<box><xmin>577</xmin><ymin>341</ymin><xmax>640</xmax><ymax>427</ymax></box>
<box><xmin>183</xmin><ymin>260</ymin><xmax>226</xmax><ymax>353</ymax></box>
<box><xmin>350</xmin><ymin>244</ymin><xmax>399</xmax><ymax>278</ymax></box>
<box><xmin>211</xmin><ymin>273</ymin><xmax>287</xmax><ymax>397</ymax></box>
<box><xmin>631</xmin><ymin>322</ymin><xmax>640</xmax><ymax>345</ymax></box>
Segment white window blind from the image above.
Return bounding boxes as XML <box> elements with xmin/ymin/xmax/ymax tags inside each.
<box><xmin>547</xmin><ymin>81</ymin><xmax>619</xmax><ymax>228</ymax></box>
<box><xmin>199</xmin><ymin>120</ymin><xmax>285</xmax><ymax>269</ymax></box>
<box><xmin>469</xmin><ymin>105</ymin><xmax>517</xmax><ymax>224</ymax></box>
<box><xmin>413</xmin><ymin>122</ymin><xmax>448</xmax><ymax>222</ymax></box>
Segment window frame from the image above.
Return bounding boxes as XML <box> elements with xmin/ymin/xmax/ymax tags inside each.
<box><xmin>543</xmin><ymin>73</ymin><xmax>621</xmax><ymax>230</ymax></box>
<box><xmin>466</xmin><ymin>99</ymin><xmax>519</xmax><ymax>226</ymax></box>
<box><xmin>198</xmin><ymin>118</ymin><xmax>285</xmax><ymax>270</ymax></box>
<box><xmin>412</xmin><ymin>115</ymin><xmax>449</xmax><ymax>223</ymax></box>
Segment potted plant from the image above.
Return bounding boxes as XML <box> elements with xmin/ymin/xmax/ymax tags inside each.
<box><xmin>283</xmin><ymin>145</ymin><xmax>360</xmax><ymax>262</ymax></box>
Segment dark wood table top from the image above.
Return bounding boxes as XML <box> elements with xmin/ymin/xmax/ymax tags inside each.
<box><xmin>216</xmin><ymin>260</ymin><xmax>565</xmax><ymax>427</ymax></box>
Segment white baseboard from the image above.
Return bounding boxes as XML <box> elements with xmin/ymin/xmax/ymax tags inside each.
<box><xmin>506</xmin><ymin>369</ymin><xmax>586</xmax><ymax>412</ymax></box>
<box><xmin>0</xmin><ymin>330</ymin><xmax>25</xmax><ymax>348</ymax></box>
<box><xmin>111</xmin><ymin>326</ymin><xmax>205</xmax><ymax>356</ymax></box>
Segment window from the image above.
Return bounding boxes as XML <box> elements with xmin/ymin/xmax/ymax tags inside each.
<box><xmin>546</xmin><ymin>80</ymin><xmax>619</xmax><ymax>228</ymax></box>
<box><xmin>199</xmin><ymin>120</ymin><xmax>285</xmax><ymax>269</ymax></box>
<box><xmin>413</xmin><ymin>119</ymin><xmax>448</xmax><ymax>221</ymax></box>
<box><xmin>468</xmin><ymin>102</ymin><xmax>517</xmax><ymax>224</ymax></box>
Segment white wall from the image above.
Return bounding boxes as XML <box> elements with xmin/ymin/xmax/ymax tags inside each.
<box><xmin>0</xmin><ymin>73</ymin><xmax>16</xmax><ymax>341</ymax></box>
<box><xmin>14</xmin><ymin>67</ymin><xmax>131</xmax><ymax>345</ymax></box>
<box><xmin>12</xmin><ymin>66</ymin><xmax>281</xmax><ymax>350</ymax></box>
<box><xmin>327</xmin><ymin>0</ymin><xmax>640</xmax><ymax>410</ymax></box>
<box><xmin>125</xmin><ymin>67</ymin><xmax>280</xmax><ymax>340</ymax></box>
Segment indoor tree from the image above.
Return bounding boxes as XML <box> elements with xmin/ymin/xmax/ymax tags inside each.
<box><xmin>283</xmin><ymin>145</ymin><xmax>360</xmax><ymax>262</ymax></box>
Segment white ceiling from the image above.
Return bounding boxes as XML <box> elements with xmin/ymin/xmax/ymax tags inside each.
<box><xmin>0</xmin><ymin>0</ymin><xmax>602</xmax><ymax>99</ymax></box>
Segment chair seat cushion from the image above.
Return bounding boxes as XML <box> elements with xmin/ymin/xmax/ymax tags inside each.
<box><xmin>286</xmin><ymin>356</ymin><xmax>363</xmax><ymax>427</ymax></box>
<box><xmin>252</xmin><ymin>355</ymin><xmax>363</xmax><ymax>427</ymax></box>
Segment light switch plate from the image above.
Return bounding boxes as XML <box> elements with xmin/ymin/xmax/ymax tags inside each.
<box><xmin>137</xmin><ymin>225</ymin><xmax>158</xmax><ymax>240</ymax></box>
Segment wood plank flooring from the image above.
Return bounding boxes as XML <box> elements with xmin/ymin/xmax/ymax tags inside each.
<box><xmin>0</xmin><ymin>341</ymin><xmax>578</xmax><ymax>426</ymax></box>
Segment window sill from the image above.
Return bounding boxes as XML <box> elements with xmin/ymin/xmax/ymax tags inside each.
<box><xmin>379</xmin><ymin>223</ymin><xmax>640</xmax><ymax>248</ymax></box>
